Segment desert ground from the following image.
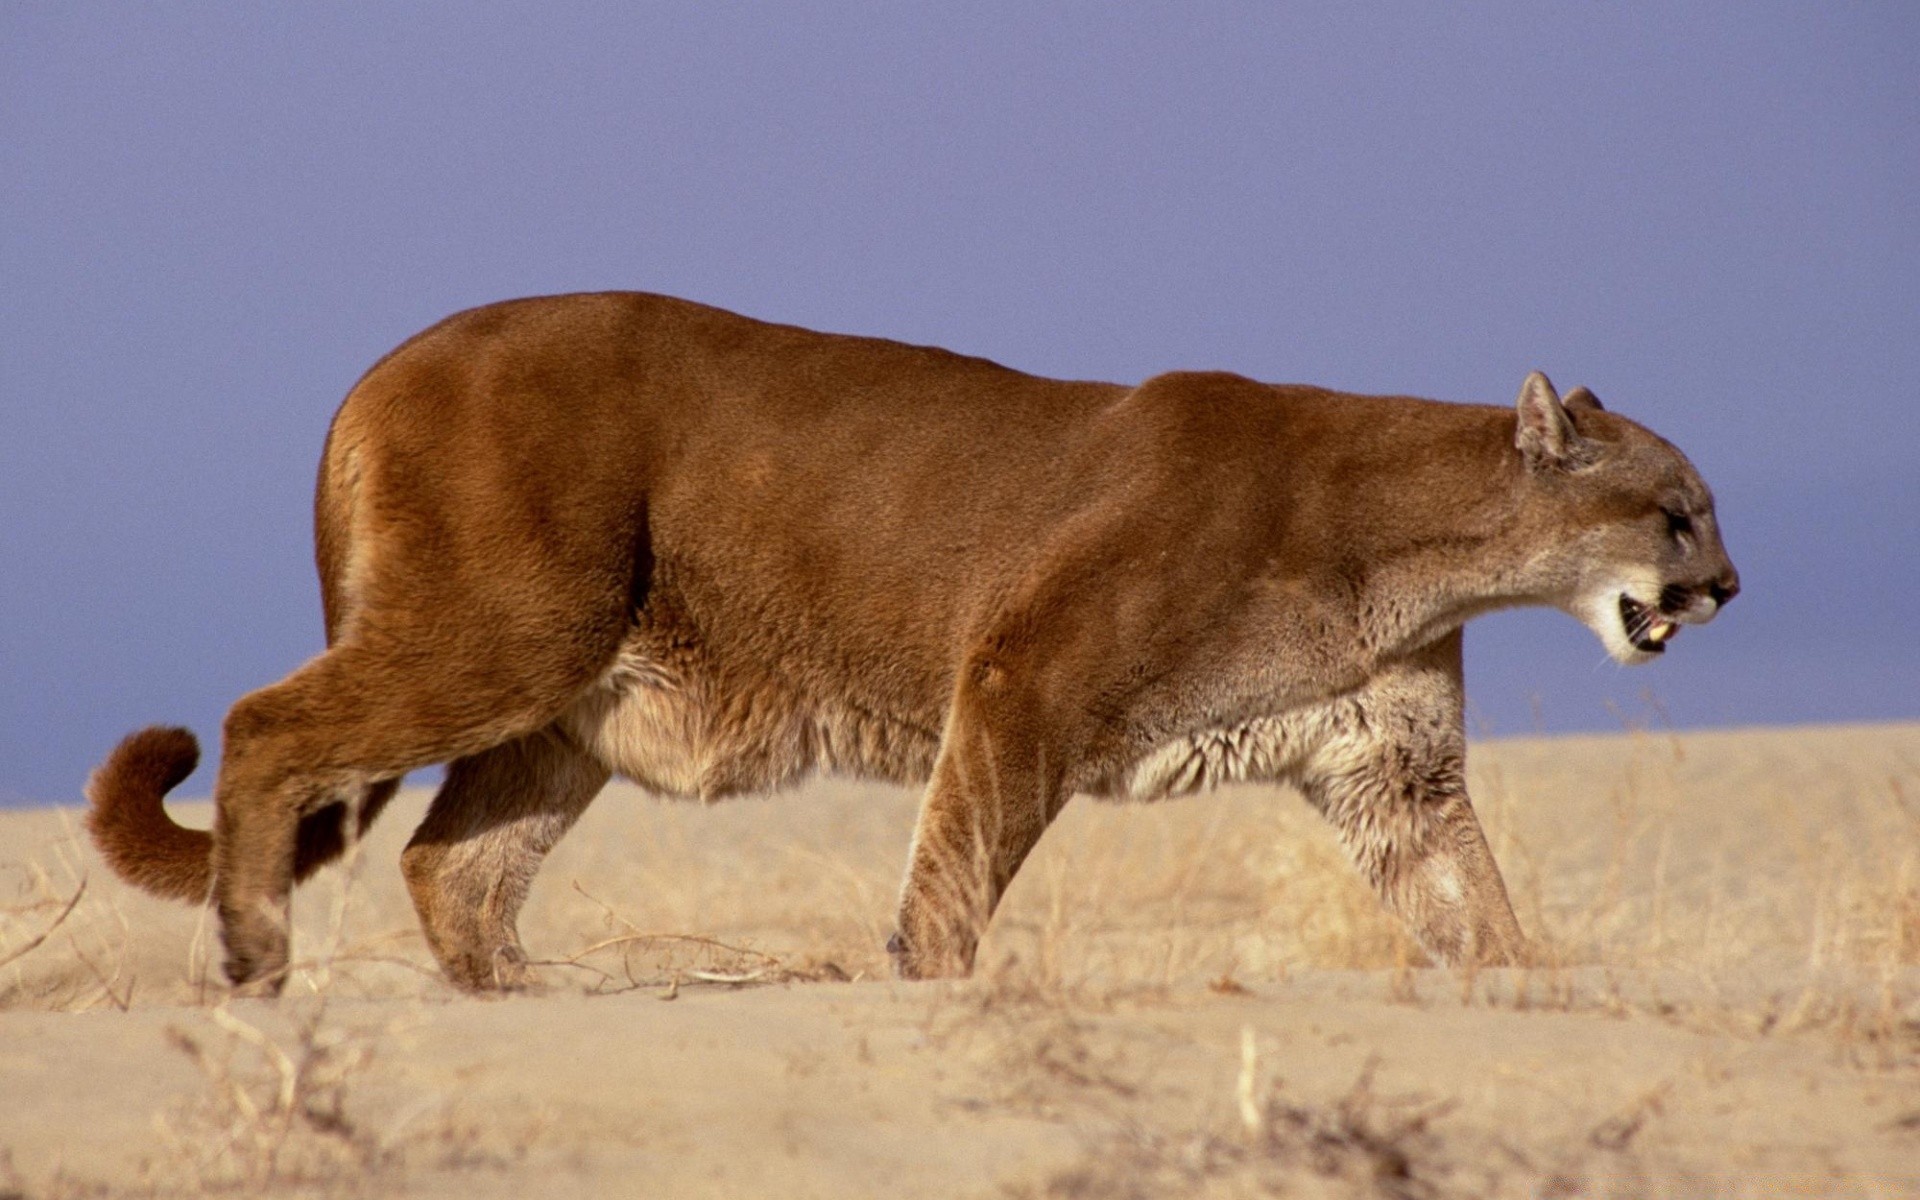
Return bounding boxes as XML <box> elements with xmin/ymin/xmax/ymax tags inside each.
<box><xmin>2</xmin><ymin>720</ymin><xmax>1916</xmax><ymax>1197</ymax></box>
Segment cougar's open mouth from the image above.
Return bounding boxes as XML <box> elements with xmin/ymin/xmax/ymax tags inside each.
<box><xmin>1619</xmin><ymin>595</ymin><xmax>1679</xmax><ymax>655</ymax></box>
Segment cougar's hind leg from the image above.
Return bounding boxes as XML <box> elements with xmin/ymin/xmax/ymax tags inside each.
<box><xmin>215</xmin><ymin>339</ymin><xmax>656</xmax><ymax>994</ymax></box>
<box><xmin>212</xmin><ymin>630</ymin><xmax>620</xmax><ymax>994</ymax></box>
<box><xmin>401</xmin><ymin>728</ymin><xmax>610</xmax><ymax>991</ymax></box>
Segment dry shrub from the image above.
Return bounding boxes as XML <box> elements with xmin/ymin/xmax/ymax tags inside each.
<box><xmin>150</xmin><ymin>997</ymin><xmax>537</xmax><ymax>1197</ymax></box>
<box><xmin>136</xmin><ymin>809</ymin><xmax>532</xmax><ymax>1197</ymax></box>
<box><xmin>1012</xmin><ymin>1048</ymin><xmax>1467</xmax><ymax>1200</ymax></box>
<box><xmin>138</xmin><ymin>821</ymin><xmax>383</xmax><ymax>1195</ymax></box>
<box><xmin>157</xmin><ymin>998</ymin><xmax>385</xmax><ymax>1193</ymax></box>
<box><xmin>0</xmin><ymin>813</ymin><xmax>139</xmax><ymax>1013</ymax></box>
<box><xmin>1008</xmin><ymin>1032</ymin><xmax>1712</xmax><ymax>1200</ymax></box>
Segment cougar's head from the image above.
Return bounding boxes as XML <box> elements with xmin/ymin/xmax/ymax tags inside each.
<box><xmin>1512</xmin><ymin>372</ymin><xmax>1740</xmax><ymax>666</ymax></box>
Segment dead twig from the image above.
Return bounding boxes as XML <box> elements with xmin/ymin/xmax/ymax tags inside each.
<box><xmin>559</xmin><ymin>931</ymin><xmax>784</xmax><ymax>966</ymax></box>
<box><xmin>683</xmin><ymin>968</ymin><xmax>771</xmax><ymax>985</ymax></box>
<box><xmin>69</xmin><ymin>935</ymin><xmax>133</xmax><ymax>1011</ymax></box>
<box><xmin>0</xmin><ymin>877</ymin><xmax>86</xmax><ymax>971</ymax></box>
<box><xmin>1588</xmin><ymin>1081</ymin><xmax>1671</xmax><ymax>1152</ymax></box>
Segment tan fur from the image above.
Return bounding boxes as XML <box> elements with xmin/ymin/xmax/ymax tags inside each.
<box><xmin>86</xmin><ymin>293</ymin><xmax>1739</xmax><ymax>992</ymax></box>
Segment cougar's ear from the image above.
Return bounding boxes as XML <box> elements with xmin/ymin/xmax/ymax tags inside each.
<box><xmin>1562</xmin><ymin>385</ymin><xmax>1604</xmax><ymax>413</ymax></box>
<box><xmin>1515</xmin><ymin>371</ymin><xmax>1596</xmax><ymax>471</ymax></box>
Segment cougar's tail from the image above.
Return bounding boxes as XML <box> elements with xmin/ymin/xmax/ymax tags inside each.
<box><xmin>85</xmin><ymin>726</ymin><xmax>213</xmax><ymax>901</ymax></box>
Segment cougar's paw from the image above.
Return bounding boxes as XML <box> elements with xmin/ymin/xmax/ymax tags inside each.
<box><xmin>885</xmin><ymin>930</ymin><xmax>973</xmax><ymax>980</ymax></box>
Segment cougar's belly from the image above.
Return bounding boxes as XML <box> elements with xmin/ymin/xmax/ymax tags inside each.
<box><xmin>559</xmin><ymin>638</ymin><xmax>940</xmax><ymax>801</ymax></box>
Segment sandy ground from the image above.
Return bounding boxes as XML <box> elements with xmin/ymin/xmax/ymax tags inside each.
<box><xmin>2</xmin><ymin>721</ymin><xmax>1916</xmax><ymax>1197</ymax></box>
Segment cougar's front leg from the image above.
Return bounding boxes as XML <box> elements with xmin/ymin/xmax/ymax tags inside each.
<box><xmin>891</xmin><ymin>657</ymin><xmax>1068</xmax><ymax>980</ymax></box>
<box><xmin>1300</xmin><ymin>633</ymin><xmax>1527</xmax><ymax>967</ymax></box>
<box><xmin>1306</xmin><ymin>766</ymin><xmax>1527</xmax><ymax>966</ymax></box>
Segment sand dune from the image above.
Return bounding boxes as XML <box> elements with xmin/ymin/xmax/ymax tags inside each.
<box><xmin>3</xmin><ymin>722</ymin><xmax>1916</xmax><ymax>1196</ymax></box>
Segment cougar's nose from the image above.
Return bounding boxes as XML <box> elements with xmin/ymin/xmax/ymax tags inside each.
<box><xmin>1709</xmin><ymin>571</ymin><xmax>1740</xmax><ymax>607</ymax></box>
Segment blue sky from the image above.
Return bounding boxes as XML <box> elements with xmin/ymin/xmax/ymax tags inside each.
<box><xmin>2</xmin><ymin>4</ymin><xmax>1915</xmax><ymax>805</ymax></box>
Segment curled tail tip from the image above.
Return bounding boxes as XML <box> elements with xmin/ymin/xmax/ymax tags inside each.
<box><xmin>88</xmin><ymin>726</ymin><xmax>200</xmax><ymax>799</ymax></box>
<box><xmin>85</xmin><ymin>725</ymin><xmax>212</xmax><ymax>901</ymax></box>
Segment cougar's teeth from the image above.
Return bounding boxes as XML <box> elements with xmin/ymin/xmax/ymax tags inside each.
<box><xmin>1648</xmin><ymin>621</ymin><xmax>1676</xmax><ymax>644</ymax></box>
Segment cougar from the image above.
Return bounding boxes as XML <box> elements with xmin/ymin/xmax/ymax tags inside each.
<box><xmin>86</xmin><ymin>293</ymin><xmax>1738</xmax><ymax>992</ymax></box>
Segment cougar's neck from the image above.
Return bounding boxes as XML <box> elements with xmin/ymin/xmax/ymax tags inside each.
<box><xmin>1334</xmin><ymin>405</ymin><xmax>1538</xmax><ymax>659</ymax></box>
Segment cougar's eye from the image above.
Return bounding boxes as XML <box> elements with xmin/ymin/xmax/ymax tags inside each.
<box><xmin>1664</xmin><ymin>508</ymin><xmax>1694</xmax><ymax>543</ymax></box>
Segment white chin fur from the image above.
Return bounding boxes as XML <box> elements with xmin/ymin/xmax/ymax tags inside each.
<box><xmin>1609</xmin><ymin>641</ymin><xmax>1662</xmax><ymax>666</ymax></box>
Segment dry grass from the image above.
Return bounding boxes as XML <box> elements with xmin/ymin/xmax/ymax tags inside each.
<box><xmin>11</xmin><ymin>723</ymin><xmax>1908</xmax><ymax>1009</ymax></box>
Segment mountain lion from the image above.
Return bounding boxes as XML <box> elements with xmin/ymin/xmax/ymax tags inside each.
<box><xmin>86</xmin><ymin>293</ymin><xmax>1738</xmax><ymax>992</ymax></box>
